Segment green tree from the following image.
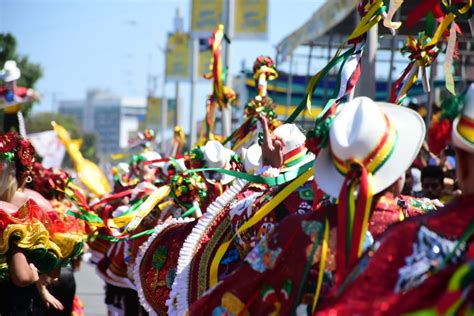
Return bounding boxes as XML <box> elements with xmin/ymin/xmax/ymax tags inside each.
<box><xmin>25</xmin><ymin>112</ymin><xmax>99</xmax><ymax>166</ymax></box>
<box><xmin>0</xmin><ymin>33</ymin><xmax>43</xmax><ymax>129</ymax></box>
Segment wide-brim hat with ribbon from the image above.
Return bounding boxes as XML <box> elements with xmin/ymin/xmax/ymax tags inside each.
<box><xmin>141</xmin><ymin>151</ymin><xmax>163</xmax><ymax>168</ymax></box>
<box><xmin>0</xmin><ymin>60</ymin><xmax>21</xmax><ymax>82</ymax></box>
<box><xmin>315</xmin><ymin>97</ymin><xmax>426</xmax><ymax>198</ymax></box>
<box><xmin>243</xmin><ymin>143</ymin><xmax>262</xmax><ymax>174</ymax></box>
<box><xmin>452</xmin><ymin>83</ymin><xmax>474</xmax><ymax>153</ymax></box>
<box><xmin>203</xmin><ymin>140</ymin><xmax>235</xmax><ymax>184</ymax></box>
<box><xmin>163</xmin><ymin>158</ymin><xmax>187</xmax><ymax>177</ymax></box>
<box><xmin>272</xmin><ymin>123</ymin><xmax>315</xmax><ymax>172</ymax></box>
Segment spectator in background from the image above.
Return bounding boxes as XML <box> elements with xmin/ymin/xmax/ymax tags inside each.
<box><xmin>402</xmin><ymin>167</ymin><xmax>423</xmax><ymax>197</ymax></box>
<box><xmin>421</xmin><ymin>165</ymin><xmax>445</xmax><ymax>202</ymax></box>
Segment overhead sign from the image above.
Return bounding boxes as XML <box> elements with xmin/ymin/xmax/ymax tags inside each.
<box><xmin>276</xmin><ymin>0</ymin><xmax>358</xmax><ymax>62</ymax></box>
<box><xmin>198</xmin><ymin>38</ymin><xmax>212</xmax><ymax>78</ymax></box>
<box><xmin>191</xmin><ymin>0</ymin><xmax>224</xmax><ymax>37</ymax></box>
<box><xmin>144</xmin><ymin>97</ymin><xmax>177</xmax><ymax>130</ymax></box>
<box><xmin>234</xmin><ymin>0</ymin><xmax>268</xmax><ymax>39</ymax></box>
<box><xmin>166</xmin><ymin>32</ymin><xmax>191</xmax><ymax>81</ymax></box>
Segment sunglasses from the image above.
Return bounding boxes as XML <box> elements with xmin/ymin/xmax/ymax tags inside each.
<box><xmin>204</xmin><ymin>170</ymin><xmax>222</xmax><ymax>182</ymax></box>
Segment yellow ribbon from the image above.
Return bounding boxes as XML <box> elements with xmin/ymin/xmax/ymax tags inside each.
<box><xmin>305</xmin><ymin>46</ymin><xmax>344</xmax><ymax>111</ymax></box>
<box><xmin>358</xmin><ymin>173</ymin><xmax>374</xmax><ymax>256</ymax></box>
<box><xmin>312</xmin><ymin>218</ymin><xmax>329</xmax><ymax>313</ymax></box>
<box><xmin>347</xmin><ymin>0</ymin><xmax>385</xmax><ymax>41</ymax></box>
<box><xmin>231</xmin><ymin>131</ymin><xmax>253</xmax><ymax>151</ymax></box>
<box><xmin>109</xmin><ymin>185</ymin><xmax>170</xmax><ymax>232</ymax></box>
<box><xmin>209</xmin><ymin>167</ymin><xmax>313</xmax><ymax>286</ymax></box>
<box><xmin>457</xmin><ymin>117</ymin><xmax>474</xmax><ymax>143</ymax></box>
<box><xmin>253</xmin><ymin>65</ymin><xmax>279</xmax><ymax>81</ymax></box>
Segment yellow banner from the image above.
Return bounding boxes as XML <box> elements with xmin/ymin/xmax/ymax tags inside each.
<box><xmin>191</xmin><ymin>0</ymin><xmax>224</xmax><ymax>36</ymax></box>
<box><xmin>166</xmin><ymin>32</ymin><xmax>191</xmax><ymax>81</ymax></box>
<box><xmin>235</xmin><ymin>0</ymin><xmax>268</xmax><ymax>39</ymax></box>
<box><xmin>144</xmin><ymin>97</ymin><xmax>176</xmax><ymax>129</ymax></box>
<box><xmin>198</xmin><ymin>38</ymin><xmax>212</xmax><ymax>77</ymax></box>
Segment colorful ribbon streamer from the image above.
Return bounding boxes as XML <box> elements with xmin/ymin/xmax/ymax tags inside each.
<box><xmin>209</xmin><ymin>167</ymin><xmax>313</xmax><ymax>287</ymax></box>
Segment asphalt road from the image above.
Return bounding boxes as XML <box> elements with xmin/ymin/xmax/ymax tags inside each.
<box><xmin>75</xmin><ymin>262</ymin><xmax>107</xmax><ymax>316</ymax></box>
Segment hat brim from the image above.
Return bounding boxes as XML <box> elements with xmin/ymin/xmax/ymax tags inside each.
<box><xmin>315</xmin><ymin>103</ymin><xmax>426</xmax><ymax>198</ymax></box>
<box><xmin>3</xmin><ymin>69</ymin><xmax>21</xmax><ymax>82</ymax></box>
<box><xmin>280</xmin><ymin>152</ymin><xmax>315</xmax><ymax>173</ymax></box>
<box><xmin>204</xmin><ymin>147</ymin><xmax>235</xmax><ymax>185</ymax></box>
<box><xmin>452</xmin><ymin>116</ymin><xmax>474</xmax><ymax>153</ymax></box>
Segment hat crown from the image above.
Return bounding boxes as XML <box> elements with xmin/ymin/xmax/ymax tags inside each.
<box><xmin>1</xmin><ymin>60</ymin><xmax>21</xmax><ymax>82</ymax></box>
<box><xmin>330</xmin><ymin>97</ymin><xmax>391</xmax><ymax>163</ymax></box>
<box><xmin>4</xmin><ymin>60</ymin><xmax>17</xmax><ymax>71</ymax></box>
<box><xmin>243</xmin><ymin>143</ymin><xmax>262</xmax><ymax>173</ymax></box>
<box><xmin>273</xmin><ymin>123</ymin><xmax>306</xmax><ymax>154</ymax></box>
<box><xmin>462</xmin><ymin>84</ymin><xmax>474</xmax><ymax>119</ymax></box>
<box><xmin>452</xmin><ymin>83</ymin><xmax>474</xmax><ymax>153</ymax></box>
<box><xmin>203</xmin><ymin>140</ymin><xmax>230</xmax><ymax>168</ymax></box>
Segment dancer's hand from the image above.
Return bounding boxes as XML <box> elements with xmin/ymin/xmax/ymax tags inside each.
<box><xmin>36</xmin><ymin>280</ymin><xmax>64</xmax><ymax>310</ymax></box>
<box><xmin>260</xmin><ymin>116</ymin><xmax>284</xmax><ymax>168</ymax></box>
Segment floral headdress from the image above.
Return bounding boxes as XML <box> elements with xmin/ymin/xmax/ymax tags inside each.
<box><xmin>0</xmin><ymin>132</ymin><xmax>35</xmax><ymax>186</ymax></box>
<box><xmin>170</xmin><ymin>172</ymin><xmax>208</xmax><ymax>209</ymax></box>
<box><xmin>427</xmin><ymin>93</ymin><xmax>465</xmax><ymax>155</ymax></box>
<box><xmin>28</xmin><ymin>162</ymin><xmax>70</xmax><ymax>200</ymax></box>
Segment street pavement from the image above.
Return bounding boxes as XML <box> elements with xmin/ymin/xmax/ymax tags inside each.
<box><xmin>75</xmin><ymin>262</ymin><xmax>107</xmax><ymax>316</ymax></box>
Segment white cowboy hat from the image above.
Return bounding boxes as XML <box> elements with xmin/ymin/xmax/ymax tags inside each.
<box><xmin>163</xmin><ymin>158</ymin><xmax>187</xmax><ymax>176</ymax></box>
<box><xmin>141</xmin><ymin>151</ymin><xmax>163</xmax><ymax>168</ymax></box>
<box><xmin>314</xmin><ymin>97</ymin><xmax>426</xmax><ymax>198</ymax></box>
<box><xmin>272</xmin><ymin>123</ymin><xmax>315</xmax><ymax>172</ymax></box>
<box><xmin>243</xmin><ymin>143</ymin><xmax>262</xmax><ymax>174</ymax></box>
<box><xmin>0</xmin><ymin>60</ymin><xmax>21</xmax><ymax>82</ymax></box>
<box><xmin>452</xmin><ymin>83</ymin><xmax>474</xmax><ymax>154</ymax></box>
<box><xmin>115</xmin><ymin>162</ymin><xmax>131</xmax><ymax>186</ymax></box>
<box><xmin>203</xmin><ymin>140</ymin><xmax>235</xmax><ymax>184</ymax></box>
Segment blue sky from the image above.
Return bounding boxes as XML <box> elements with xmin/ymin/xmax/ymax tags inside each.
<box><xmin>1</xmin><ymin>0</ymin><xmax>328</xmax><ymax>131</ymax></box>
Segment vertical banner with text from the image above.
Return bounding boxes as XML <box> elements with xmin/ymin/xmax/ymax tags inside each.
<box><xmin>191</xmin><ymin>0</ymin><xmax>224</xmax><ymax>38</ymax></box>
<box><xmin>144</xmin><ymin>97</ymin><xmax>177</xmax><ymax>129</ymax></box>
<box><xmin>234</xmin><ymin>0</ymin><xmax>268</xmax><ymax>39</ymax></box>
<box><xmin>166</xmin><ymin>32</ymin><xmax>191</xmax><ymax>81</ymax></box>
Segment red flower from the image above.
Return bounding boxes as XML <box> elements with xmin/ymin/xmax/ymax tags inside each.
<box><xmin>427</xmin><ymin>116</ymin><xmax>452</xmax><ymax>155</ymax></box>
<box><xmin>305</xmin><ymin>136</ymin><xmax>320</xmax><ymax>156</ymax></box>
<box><xmin>18</xmin><ymin>139</ymin><xmax>36</xmax><ymax>167</ymax></box>
<box><xmin>0</xmin><ymin>132</ymin><xmax>18</xmax><ymax>153</ymax></box>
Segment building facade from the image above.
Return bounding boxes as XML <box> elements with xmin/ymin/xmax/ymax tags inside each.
<box><xmin>58</xmin><ymin>89</ymin><xmax>146</xmax><ymax>155</ymax></box>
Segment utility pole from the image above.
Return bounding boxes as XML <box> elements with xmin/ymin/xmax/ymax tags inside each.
<box><xmin>189</xmin><ymin>37</ymin><xmax>199</xmax><ymax>148</ymax></box>
<box><xmin>174</xmin><ymin>8</ymin><xmax>184</xmax><ymax>128</ymax></box>
<box><xmin>222</xmin><ymin>0</ymin><xmax>235</xmax><ymax>139</ymax></box>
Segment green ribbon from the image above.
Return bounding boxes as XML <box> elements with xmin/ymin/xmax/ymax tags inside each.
<box><xmin>96</xmin><ymin>227</ymin><xmax>157</xmax><ymax>242</ymax></box>
<box><xmin>180</xmin><ymin>204</ymin><xmax>199</xmax><ymax>218</ymax></box>
<box><xmin>285</xmin><ymin>46</ymin><xmax>357</xmax><ymax>124</ymax></box>
<box><xmin>184</xmin><ymin>159</ymin><xmax>314</xmax><ymax>187</ymax></box>
<box><xmin>65</xmin><ymin>194</ymin><xmax>103</xmax><ymax>224</ymax></box>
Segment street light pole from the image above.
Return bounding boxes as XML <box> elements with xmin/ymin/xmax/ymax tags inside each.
<box><xmin>222</xmin><ymin>0</ymin><xmax>235</xmax><ymax>139</ymax></box>
<box><xmin>190</xmin><ymin>36</ymin><xmax>199</xmax><ymax>148</ymax></box>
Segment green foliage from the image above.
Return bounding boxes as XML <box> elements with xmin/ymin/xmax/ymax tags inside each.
<box><xmin>26</xmin><ymin>112</ymin><xmax>99</xmax><ymax>165</ymax></box>
<box><xmin>0</xmin><ymin>32</ymin><xmax>43</xmax><ymax>116</ymax></box>
<box><xmin>26</xmin><ymin>112</ymin><xmax>81</xmax><ymax>137</ymax></box>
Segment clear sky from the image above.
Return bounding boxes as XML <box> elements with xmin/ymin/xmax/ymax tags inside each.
<box><xmin>1</xmin><ymin>0</ymin><xmax>328</xmax><ymax>132</ymax></box>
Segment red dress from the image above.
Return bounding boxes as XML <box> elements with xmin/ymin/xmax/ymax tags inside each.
<box><xmin>188</xmin><ymin>192</ymin><xmax>412</xmax><ymax>315</ymax></box>
<box><xmin>317</xmin><ymin>194</ymin><xmax>474</xmax><ymax>315</ymax></box>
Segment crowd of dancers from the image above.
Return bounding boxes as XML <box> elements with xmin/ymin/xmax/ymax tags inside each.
<box><xmin>1</xmin><ymin>1</ymin><xmax>474</xmax><ymax>315</ymax></box>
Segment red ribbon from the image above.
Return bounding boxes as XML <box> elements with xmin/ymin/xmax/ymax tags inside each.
<box><xmin>405</xmin><ymin>0</ymin><xmax>443</xmax><ymax>28</ymax></box>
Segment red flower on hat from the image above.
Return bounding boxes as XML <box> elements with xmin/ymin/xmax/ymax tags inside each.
<box><xmin>305</xmin><ymin>135</ymin><xmax>320</xmax><ymax>156</ymax></box>
<box><xmin>18</xmin><ymin>138</ymin><xmax>35</xmax><ymax>167</ymax></box>
<box><xmin>427</xmin><ymin>115</ymin><xmax>452</xmax><ymax>155</ymax></box>
<box><xmin>0</xmin><ymin>132</ymin><xmax>18</xmax><ymax>153</ymax></box>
